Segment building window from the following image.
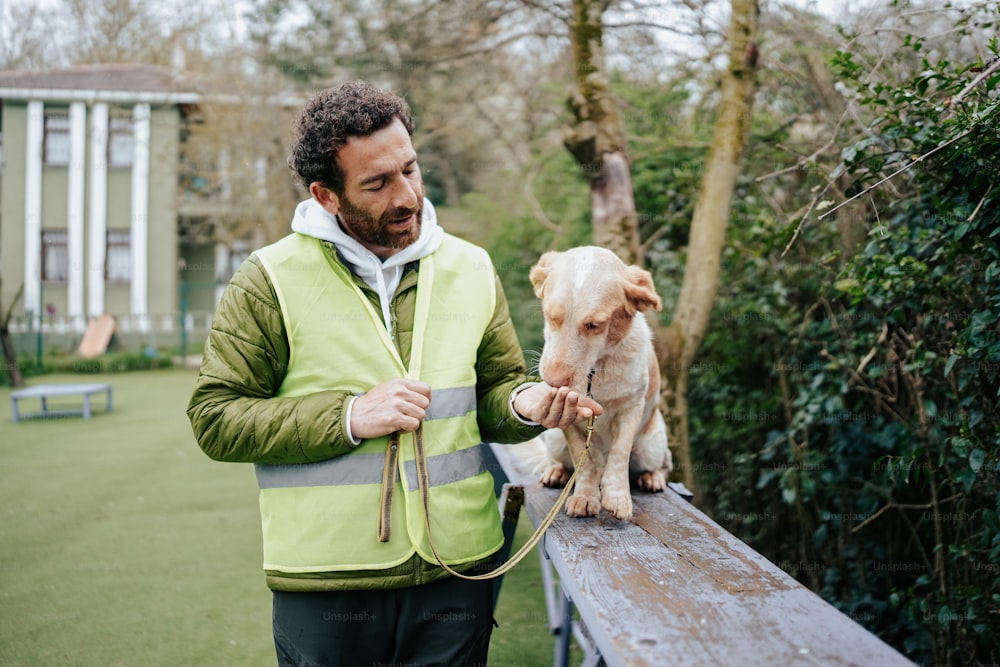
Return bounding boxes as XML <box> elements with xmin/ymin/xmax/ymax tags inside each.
<box><xmin>107</xmin><ymin>230</ymin><xmax>131</xmax><ymax>282</ymax></box>
<box><xmin>43</xmin><ymin>112</ymin><xmax>70</xmax><ymax>165</ymax></box>
<box><xmin>41</xmin><ymin>230</ymin><xmax>69</xmax><ymax>282</ymax></box>
<box><xmin>108</xmin><ymin>115</ymin><xmax>133</xmax><ymax>167</ymax></box>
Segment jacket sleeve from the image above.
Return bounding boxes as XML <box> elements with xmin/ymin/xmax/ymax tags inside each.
<box><xmin>475</xmin><ymin>272</ymin><xmax>547</xmax><ymax>444</ymax></box>
<box><xmin>186</xmin><ymin>255</ymin><xmax>358</xmax><ymax>464</ymax></box>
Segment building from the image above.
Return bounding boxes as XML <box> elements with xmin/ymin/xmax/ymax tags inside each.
<box><xmin>0</xmin><ymin>63</ymin><xmax>295</xmax><ymax>349</ymax></box>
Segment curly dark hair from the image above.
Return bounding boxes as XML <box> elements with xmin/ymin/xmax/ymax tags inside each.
<box><xmin>287</xmin><ymin>81</ymin><xmax>414</xmax><ymax>194</ymax></box>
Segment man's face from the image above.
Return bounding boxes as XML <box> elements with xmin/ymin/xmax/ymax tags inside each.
<box><xmin>310</xmin><ymin>117</ymin><xmax>425</xmax><ymax>258</ymax></box>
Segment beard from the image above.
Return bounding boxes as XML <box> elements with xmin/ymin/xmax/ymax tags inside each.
<box><xmin>336</xmin><ymin>189</ymin><xmax>424</xmax><ymax>253</ymax></box>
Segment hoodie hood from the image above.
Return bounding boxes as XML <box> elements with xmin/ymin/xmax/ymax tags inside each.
<box><xmin>290</xmin><ymin>196</ymin><xmax>444</xmax><ymax>335</ymax></box>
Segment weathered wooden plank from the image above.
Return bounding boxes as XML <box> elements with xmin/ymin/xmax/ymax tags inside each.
<box><xmin>490</xmin><ymin>443</ymin><xmax>915</xmax><ymax>667</ymax></box>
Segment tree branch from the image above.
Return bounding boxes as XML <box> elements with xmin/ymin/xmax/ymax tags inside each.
<box><xmin>949</xmin><ymin>56</ymin><xmax>1000</xmax><ymax>111</ymax></box>
<box><xmin>817</xmin><ymin>128</ymin><xmax>972</xmax><ymax>221</ymax></box>
<box><xmin>603</xmin><ymin>21</ymin><xmax>695</xmax><ymax>37</ymax></box>
<box><xmin>966</xmin><ymin>183</ymin><xmax>994</xmax><ymax>223</ymax></box>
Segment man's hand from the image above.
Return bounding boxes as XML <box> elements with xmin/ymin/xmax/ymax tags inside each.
<box><xmin>350</xmin><ymin>378</ymin><xmax>431</xmax><ymax>439</ymax></box>
<box><xmin>512</xmin><ymin>383</ymin><xmax>603</xmax><ymax>430</ymax></box>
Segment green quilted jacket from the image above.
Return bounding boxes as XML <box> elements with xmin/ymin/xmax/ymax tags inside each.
<box><xmin>186</xmin><ymin>236</ymin><xmax>543</xmax><ymax>591</ymax></box>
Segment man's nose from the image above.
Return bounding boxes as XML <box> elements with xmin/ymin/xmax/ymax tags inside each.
<box><xmin>390</xmin><ymin>174</ymin><xmax>419</xmax><ymax>210</ymax></box>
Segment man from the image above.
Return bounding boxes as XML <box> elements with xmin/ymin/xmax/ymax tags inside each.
<box><xmin>186</xmin><ymin>81</ymin><xmax>601</xmax><ymax>667</ymax></box>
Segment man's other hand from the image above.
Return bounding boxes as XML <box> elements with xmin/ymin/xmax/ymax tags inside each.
<box><xmin>351</xmin><ymin>378</ymin><xmax>432</xmax><ymax>439</ymax></box>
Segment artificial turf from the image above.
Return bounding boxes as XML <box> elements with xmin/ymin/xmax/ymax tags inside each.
<box><xmin>0</xmin><ymin>369</ymin><xmax>556</xmax><ymax>666</ymax></box>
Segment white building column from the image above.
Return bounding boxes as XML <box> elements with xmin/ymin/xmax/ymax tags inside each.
<box><xmin>67</xmin><ymin>101</ymin><xmax>87</xmax><ymax>331</ymax></box>
<box><xmin>87</xmin><ymin>103</ymin><xmax>108</xmax><ymax>318</ymax></box>
<box><xmin>23</xmin><ymin>101</ymin><xmax>43</xmax><ymax>327</ymax></box>
<box><xmin>214</xmin><ymin>243</ymin><xmax>228</xmax><ymax>306</ymax></box>
<box><xmin>130</xmin><ymin>103</ymin><xmax>151</xmax><ymax>331</ymax></box>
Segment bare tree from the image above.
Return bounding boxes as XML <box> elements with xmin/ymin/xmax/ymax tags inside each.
<box><xmin>0</xmin><ymin>0</ymin><xmax>231</xmax><ymax>69</ymax></box>
<box><xmin>176</xmin><ymin>50</ymin><xmax>305</xmax><ymax>248</ymax></box>
<box><xmin>563</xmin><ymin>0</ymin><xmax>641</xmax><ymax>264</ymax></box>
<box><xmin>57</xmin><ymin>0</ymin><xmax>222</xmax><ymax>66</ymax></box>
<box><xmin>552</xmin><ymin>0</ymin><xmax>762</xmax><ymax>490</ymax></box>
<box><xmin>0</xmin><ymin>3</ymin><xmax>58</xmax><ymax>69</ymax></box>
<box><xmin>656</xmin><ymin>0</ymin><xmax>760</xmax><ymax>490</ymax></box>
<box><xmin>245</xmin><ymin>0</ymin><xmax>535</xmax><ymax>208</ymax></box>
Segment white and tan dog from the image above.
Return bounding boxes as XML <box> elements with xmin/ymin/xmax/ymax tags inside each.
<box><xmin>527</xmin><ymin>246</ymin><xmax>672</xmax><ymax>521</ymax></box>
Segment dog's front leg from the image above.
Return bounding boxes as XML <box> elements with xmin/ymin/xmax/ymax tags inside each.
<box><xmin>563</xmin><ymin>425</ymin><xmax>602</xmax><ymax>517</ymax></box>
<box><xmin>602</xmin><ymin>409</ymin><xmax>643</xmax><ymax>521</ymax></box>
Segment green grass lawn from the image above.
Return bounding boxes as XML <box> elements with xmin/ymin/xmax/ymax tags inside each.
<box><xmin>0</xmin><ymin>369</ymin><xmax>555</xmax><ymax>667</ymax></box>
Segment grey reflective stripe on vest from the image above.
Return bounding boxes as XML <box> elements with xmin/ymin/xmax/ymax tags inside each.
<box><xmin>423</xmin><ymin>385</ymin><xmax>476</xmax><ymax>420</ymax></box>
<box><xmin>256</xmin><ymin>452</ymin><xmax>384</xmax><ymax>488</ymax></box>
<box><xmin>255</xmin><ymin>385</ymin><xmax>476</xmax><ymax>489</ymax></box>
<box><xmin>256</xmin><ymin>442</ymin><xmax>493</xmax><ymax>490</ymax></box>
<box><xmin>402</xmin><ymin>444</ymin><xmax>493</xmax><ymax>492</ymax></box>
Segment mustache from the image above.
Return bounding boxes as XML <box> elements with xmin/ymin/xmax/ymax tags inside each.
<box><xmin>384</xmin><ymin>203</ymin><xmax>421</xmax><ymax>222</ymax></box>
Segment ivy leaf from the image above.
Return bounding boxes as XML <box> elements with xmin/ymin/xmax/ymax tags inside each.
<box><xmin>834</xmin><ymin>278</ymin><xmax>860</xmax><ymax>293</ymax></box>
<box><xmin>986</xmin><ymin>261</ymin><xmax>999</xmax><ymax>282</ymax></box>
<box><xmin>782</xmin><ymin>486</ymin><xmax>797</xmax><ymax>504</ymax></box>
<box><xmin>944</xmin><ymin>353</ymin><xmax>960</xmax><ymax>376</ymax></box>
<box><xmin>937</xmin><ymin>606</ymin><xmax>954</xmax><ymax>626</ymax></box>
<box><xmin>756</xmin><ymin>467</ymin><xmax>781</xmax><ymax>489</ymax></box>
<box><xmin>959</xmin><ymin>467</ymin><xmax>977</xmax><ymax>492</ymax></box>
<box><xmin>841</xmin><ymin>137</ymin><xmax>878</xmax><ymax>163</ymax></box>
<box><xmin>970</xmin><ymin>448</ymin><xmax>987</xmax><ymax>473</ymax></box>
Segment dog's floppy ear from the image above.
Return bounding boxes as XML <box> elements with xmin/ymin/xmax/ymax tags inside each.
<box><xmin>623</xmin><ymin>265</ymin><xmax>662</xmax><ymax>314</ymax></box>
<box><xmin>529</xmin><ymin>252</ymin><xmax>557</xmax><ymax>298</ymax></box>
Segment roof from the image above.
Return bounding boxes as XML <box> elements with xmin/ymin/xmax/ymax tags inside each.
<box><xmin>0</xmin><ymin>64</ymin><xmax>201</xmax><ymax>104</ymax></box>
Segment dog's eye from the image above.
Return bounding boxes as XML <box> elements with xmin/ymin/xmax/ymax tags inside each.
<box><xmin>584</xmin><ymin>322</ymin><xmax>601</xmax><ymax>331</ymax></box>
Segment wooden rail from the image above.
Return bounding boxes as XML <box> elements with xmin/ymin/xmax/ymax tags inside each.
<box><xmin>486</xmin><ymin>442</ymin><xmax>916</xmax><ymax>667</ymax></box>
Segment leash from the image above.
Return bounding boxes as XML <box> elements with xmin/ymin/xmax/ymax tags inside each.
<box><xmin>409</xmin><ymin>373</ymin><xmax>597</xmax><ymax>581</ymax></box>
<box><xmin>377</xmin><ymin>432</ymin><xmax>400</xmax><ymax>543</ymax></box>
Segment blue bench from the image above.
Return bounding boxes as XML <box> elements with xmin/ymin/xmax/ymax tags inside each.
<box><xmin>10</xmin><ymin>383</ymin><xmax>113</xmax><ymax>422</ymax></box>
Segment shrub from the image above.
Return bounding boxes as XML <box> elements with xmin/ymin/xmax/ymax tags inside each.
<box><xmin>689</xmin><ymin>31</ymin><xmax>999</xmax><ymax>667</ymax></box>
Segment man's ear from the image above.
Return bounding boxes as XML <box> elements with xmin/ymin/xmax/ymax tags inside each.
<box><xmin>309</xmin><ymin>182</ymin><xmax>341</xmax><ymax>215</ymax></box>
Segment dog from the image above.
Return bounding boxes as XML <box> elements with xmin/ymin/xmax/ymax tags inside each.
<box><xmin>526</xmin><ymin>246</ymin><xmax>673</xmax><ymax>522</ymax></box>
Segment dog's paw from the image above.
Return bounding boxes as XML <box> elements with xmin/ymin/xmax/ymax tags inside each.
<box><xmin>636</xmin><ymin>470</ymin><xmax>667</xmax><ymax>493</ymax></box>
<box><xmin>565</xmin><ymin>494</ymin><xmax>601</xmax><ymax>517</ymax></box>
<box><xmin>602</xmin><ymin>490</ymin><xmax>633</xmax><ymax>521</ymax></box>
<box><xmin>540</xmin><ymin>463</ymin><xmax>571</xmax><ymax>488</ymax></box>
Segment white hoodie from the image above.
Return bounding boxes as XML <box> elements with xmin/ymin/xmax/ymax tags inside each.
<box><xmin>289</xmin><ymin>196</ymin><xmax>444</xmax><ymax>336</ymax></box>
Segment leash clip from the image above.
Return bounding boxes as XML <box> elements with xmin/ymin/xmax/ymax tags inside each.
<box><xmin>584</xmin><ymin>368</ymin><xmax>596</xmax><ymax>449</ymax></box>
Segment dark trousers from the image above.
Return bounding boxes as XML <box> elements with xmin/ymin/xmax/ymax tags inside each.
<box><xmin>272</xmin><ymin>575</ymin><xmax>496</xmax><ymax>667</ymax></box>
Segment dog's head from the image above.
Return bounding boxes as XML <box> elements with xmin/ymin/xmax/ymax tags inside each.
<box><xmin>529</xmin><ymin>246</ymin><xmax>661</xmax><ymax>390</ymax></box>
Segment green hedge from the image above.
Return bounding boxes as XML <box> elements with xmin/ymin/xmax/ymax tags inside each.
<box><xmin>1</xmin><ymin>350</ymin><xmax>175</xmax><ymax>386</ymax></box>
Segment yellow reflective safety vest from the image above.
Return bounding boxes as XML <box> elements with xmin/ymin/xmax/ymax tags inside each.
<box><xmin>253</xmin><ymin>232</ymin><xmax>503</xmax><ymax>574</ymax></box>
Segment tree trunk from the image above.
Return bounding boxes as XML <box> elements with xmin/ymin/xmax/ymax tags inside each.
<box><xmin>563</xmin><ymin>0</ymin><xmax>641</xmax><ymax>266</ymax></box>
<box><xmin>1</xmin><ymin>277</ymin><xmax>25</xmax><ymax>388</ymax></box>
<box><xmin>656</xmin><ymin>0</ymin><xmax>760</xmax><ymax>492</ymax></box>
